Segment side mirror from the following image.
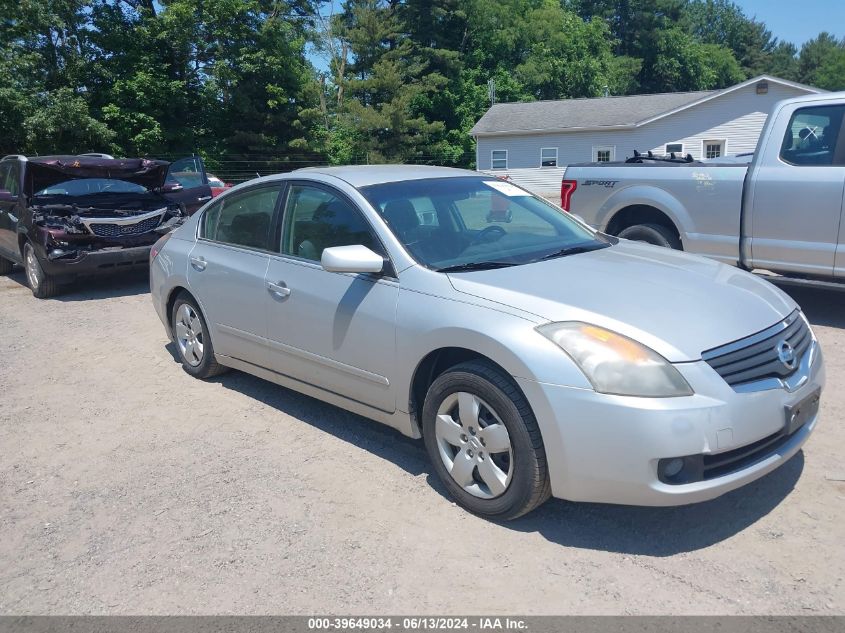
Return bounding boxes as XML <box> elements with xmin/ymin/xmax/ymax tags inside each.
<box><xmin>159</xmin><ymin>182</ymin><xmax>183</xmax><ymax>193</ymax></box>
<box><xmin>0</xmin><ymin>190</ymin><xmax>17</xmax><ymax>202</ymax></box>
<box><xmin>321</xmin><ymin>245</ymin><xmax>384</xmax><ymax>274</ymax></box>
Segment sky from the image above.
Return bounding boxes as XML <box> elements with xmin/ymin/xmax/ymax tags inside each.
<box><xmin>733</xmin><ymin>0</ymin><xmax>845</xmax><ymax>46</ymax></box>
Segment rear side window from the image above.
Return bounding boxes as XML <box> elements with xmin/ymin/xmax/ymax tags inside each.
<box><xmin>281</xmin><ymin>185</ymin><xmax>381</xmax><ymax>261</ymax></box>
<box><xmin>0</xmin><ymin>161</ymin><xmax>20</xmax><ymax>195</ymax></box>
<box><xmin>200</xmin><ymin>186</ymin><xmax>280</xmax><ymax>250</ymax></box>
<box><xmin>780</xmin><ymin>105</ymin><xmax>845</xmax><ymax>166</ymax></box>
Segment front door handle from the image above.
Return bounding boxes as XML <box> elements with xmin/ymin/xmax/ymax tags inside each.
<box><xmin>190</xmin><ymin>256</ymin><xmax>207</xmax><ymax>271</ymax></box>
<box><xmin>267</xmin><ymin>281</ymin><xmax>291</xmax><ymax>299</ymax></box>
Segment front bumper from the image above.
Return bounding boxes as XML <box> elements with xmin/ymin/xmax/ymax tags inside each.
<box><xmin>37</xmin><ymin>244</ymin><xmax>152</xmax><ymax>279</ymax></box>
<box><xmin>517</xmin><ymin>342</ymin><xmax>825</xmax><ymax>506</ymax></box>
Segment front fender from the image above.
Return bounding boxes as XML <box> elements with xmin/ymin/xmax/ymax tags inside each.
<box><xmin>394</xmin><ymin>288</ymin><xmax>593</xmax><ymax>406</ymax></box>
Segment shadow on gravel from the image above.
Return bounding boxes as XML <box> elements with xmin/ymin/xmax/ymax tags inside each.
<box><xmin>774</xmin><ymin>283</ymin><xmax>845</xmax><ymax>329</ymax></box>
<box><xmin>507</xmin><ymin>451</ymin><xmax>803</xmax><ymax>556</ymax></box>
<box><xmin>164</xmin><ymin>341</ymin><xmax>432</xmax><ymax>478</ymax></box>
<box><xmin>164</xmin><ymin>340</ymin><xmax>804</xmax><ymax>557</ymax></box>
<box><xmin>4</xmin><ymin>267</ymin><xmax>150</xmax><ymax>301</ymax></box>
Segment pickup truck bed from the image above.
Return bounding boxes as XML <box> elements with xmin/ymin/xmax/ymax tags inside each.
<box><xmin>561</xmin><ymin>90</ymin><xmax>845</xmax><ymax>281</ymax></box>
<box><xmin>564</xmin><ymin>160</ymin><xmax>749</xmax><ymax>265</ymax></box>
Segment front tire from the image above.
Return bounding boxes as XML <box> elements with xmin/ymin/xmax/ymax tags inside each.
<box><xmin>171</xmin><ymin>293</ymin><xmax>228</xmax><ymax>379</ymax></box>
<box><xmin>618</xmin><ymin>223</ymin><xmax>681</xmax><ymax>249</ymax></box>
<box><xmin>23</xmin><ymin>243</ymin><xmax>60</xmax><ymax>298</ymax></box>
<box><xmin>422</xmin><ymin>360</ymin><xmax>550</xmax><ymax>520</ymax></box>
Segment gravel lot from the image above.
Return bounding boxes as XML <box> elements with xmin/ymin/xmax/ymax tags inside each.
<box><xmin>0</xmin><ymin>269</ymin><xmax>843</xmax><ymax>615</ymax></box>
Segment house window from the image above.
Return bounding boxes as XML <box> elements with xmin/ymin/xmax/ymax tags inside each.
<box><xmin>491</xmin><ymin>150</ymin><xmax>508</xmax><ymax>170</ymax></box>
<box><xmin>704</xmin><ymin>140</ymin><xmax>725</xmax><ymax>159</ymax></box>
<box><xmin>666</xmin><ymin>143</ymin><xmax>683</xmax><ymax>155</ymax></box>
<box><xmin>540</xmin><ymin>147</ymin><xmax>558</xmax><ymax>167</ymax></box>
<box><xmin>592</xmin><ymin>146</ymin><xmax>615</xmax><ymax>162</ymax></box>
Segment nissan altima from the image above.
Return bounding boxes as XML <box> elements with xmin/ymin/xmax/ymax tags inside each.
<box><xmin>150</xmin><ymin>166</ymin><xmax>824</xmax><ymax>520</ymax></box>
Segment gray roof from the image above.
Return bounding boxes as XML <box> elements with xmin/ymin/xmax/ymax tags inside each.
<box><xmin>291</xmin><ymin>165</ymin><xmax>476</xmax><ymax>187</ymax></box>
<box><xmin>470</xmin><ymin>75</ymin><xmax>825</xmax><ymax>136</ymax></box>
<box><xmin>471</xmin><ymin>90</ymin><xmax>716</xmax><ymax>136</ymax></box>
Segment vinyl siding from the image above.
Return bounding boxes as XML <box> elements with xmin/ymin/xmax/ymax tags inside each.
<box><xmin>476</xmin><ymin>82</ymin><xmax>810</xmax><ymax>196</ymax></box>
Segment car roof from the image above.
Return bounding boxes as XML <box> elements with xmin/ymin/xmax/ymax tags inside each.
<box><xmin>288</xmin><ymin>164</ymin><xmax>479</xmax><ymax>188</ymax></box>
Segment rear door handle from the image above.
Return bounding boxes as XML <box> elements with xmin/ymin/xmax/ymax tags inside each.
<box><xmin>267</xmin><ymin>281</ymin><xmax>291</xmax><ymax>299</ymax></box>
<box><xmin>197</xmin><ymin>195</ymin><xmax>212</xmax><ymax>202</ymax></box>
<box><xmin>190</xmin><ymin>256</ymin><xmax>207</xmax><ymax>271</ymax></box>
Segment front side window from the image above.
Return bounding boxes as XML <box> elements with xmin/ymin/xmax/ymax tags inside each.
<box><xmin>202</xmin><ymin>186</ymin><xmax>279</xmax><ymax>250</ymax></box>
<box><xmin>166</xmin><ymin>157</ymin><xmax>206</xmax><ymax>188</ymax></box>
<box><xmin>540</xmin><ymin>148</ymin><xmax>558</xmax><ymax>167</ymax></box>
<box><xmin>780</xmin><ymin>105</ymin><xmax>845</xmax><ymax>166</ymax></box>
<box><xmin>491</xmin><ymin>150</ymin><xmax>507</xmax><ymax>170</ymax></box>
<box><xmin>360</xmin><ymin>176</ymin><xmax>606</xmax><ymax>271</ymax></box>
<box><xmin>281</xmin><ymin>185</ymin><xmax>381</xmax><ymax>261</ymax></box>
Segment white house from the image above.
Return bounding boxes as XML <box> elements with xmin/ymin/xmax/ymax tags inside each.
<box><xmin>471</xmin><ymin>75</ymin><xmax>824</xmax><ymax>198</ymax></box>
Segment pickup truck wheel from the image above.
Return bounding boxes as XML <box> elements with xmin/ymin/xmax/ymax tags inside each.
<box><xmin>618</xmin><ymin>223</ymin><xmax>681</xmax><ymax>250</ymax></box>
<box><xmin>23</xmin><ymin>243</ymin><xmax>60</xmax><ymax>298</ymax></box>
<box><xmin>422</xmin><ymin>360</ymin><xmax>551</xmax><ymax>520</ymax></box>
<box><xmin>0</xmin><ymin>256</ymin><xmax>13</xmax><ymax>275</ymax></box>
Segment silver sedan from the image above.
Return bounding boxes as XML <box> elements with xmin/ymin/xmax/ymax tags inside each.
<box><xmin>150</xmin><ymin>166</ymin><xmax>824</xmax><ymax>519</ymax></box>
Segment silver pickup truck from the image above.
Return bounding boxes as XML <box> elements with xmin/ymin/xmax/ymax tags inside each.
<box><xmin>562</xmin><ymin>92</ymin><xmax>845</xmax><ymax>281</ymax></box>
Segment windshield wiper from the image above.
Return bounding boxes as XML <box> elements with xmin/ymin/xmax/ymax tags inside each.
<box><xmin>537</xmin><ymin>242</ymin><xmax>609</xmax><ymax>261</ymax></box>
<box><xmin>436</xmin><ymin>261</ymin><xmax>518</xmax><ymax>273</ymax></box>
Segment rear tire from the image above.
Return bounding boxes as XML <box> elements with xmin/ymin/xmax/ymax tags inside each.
<box><xmin>171</xmin><ymin>293</ymin><xmax>228</xmax><ymax>379</ymax></box>
<box><xmin>23</xmin><ymin>243</ymin><xmax>60</xmax><ymax>298</ymax></box>
<box><xmin>0</xmin><ymin>256</ymin><xmax>13</xmax><ymax>275</ymax></box>
<box><xmin>422</xmin><ymin>360</ymin><xmax>550</xmax><ymax>520</ymax></box>
<box><xmin>618</xmin><ymin>223</ymin><xmax>682</xmax><ymax>249</ymax></box>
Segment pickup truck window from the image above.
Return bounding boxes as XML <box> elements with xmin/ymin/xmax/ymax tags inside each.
<box><xmin>780</xmin><ymin>105</ymin><xmax>845</xmax><ymax>166</ymax></box>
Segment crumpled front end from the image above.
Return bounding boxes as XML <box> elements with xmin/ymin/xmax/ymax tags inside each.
<box><xmin>29</xmin><ymin>200</ymin><xmax>186</xmax><ymax>277</ymax></box>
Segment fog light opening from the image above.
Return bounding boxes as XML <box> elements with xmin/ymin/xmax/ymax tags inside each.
<box><xmin>663</xmin><ymin>458</ymin><xmax>684</xmax><ymax>478</ymax></box>
<box><xmin>658</xmin><ymin>455</ymin><xmax>704</xmax><ymax>485</ymax></box>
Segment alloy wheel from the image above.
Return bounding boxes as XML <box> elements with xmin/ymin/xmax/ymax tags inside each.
<box><xmin>24</xmin><ymin>245</ymin><xmax>40</xmax><ymax>290</ymax></box>
<box><xmin>434</xmin><ymin>391</ymin><xmax>513</xmax><ymax>499</ymax></box>
<box><xmin>175</xmin><ymin>303</ymin><xmax>205</xmax><ymax>367</ymax></box>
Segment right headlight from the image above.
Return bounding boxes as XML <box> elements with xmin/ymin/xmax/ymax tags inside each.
<box><xmin>536</xmin><ymin>322</ymin><xmax>693</xmax><ymax>398</ymax></box>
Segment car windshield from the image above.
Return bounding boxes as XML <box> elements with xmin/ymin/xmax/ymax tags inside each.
<box><xmin>34</xmin><ymin>178</ymin><xmax>148</xmax><ymax>197</ymax></box>
<box><xmin>359</xmin><ymin>176</ymin><xmax>608</xmax><ymax>270</ymax></box>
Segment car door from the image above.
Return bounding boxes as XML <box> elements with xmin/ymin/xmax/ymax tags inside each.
<box><xmin>748</xmin><ymin>103</ymin><xmax>845</xmax><ymax>276</ymax></box>
<box><xmin>0</xmin><ymin>160</ymin><xmax>22</xmax><ymax>259</ymax></box>
<box><xmin>163</xmin><ymin>156</ymin><xmax>213</xmax><ymax>214</ymax></box>
<box><xmin>264</xmin><ymin>181</ymin><xmax>399</xmax><ymax>413</ymax></box>
<box><xmin>187</xmin><ymin>183</ymin><xmax>283</xmax><ymax>368</ymax></box>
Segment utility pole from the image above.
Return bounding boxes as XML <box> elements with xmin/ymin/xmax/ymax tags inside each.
<box><xmin>488</xmin><ymin>79</ymin><xmax>496</xmax><ymax>106</ymax></box>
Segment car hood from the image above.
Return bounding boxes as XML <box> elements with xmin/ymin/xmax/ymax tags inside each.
<box><xmin>26</xmin><ymin>157</ymin><xmax>170</xmax><ymax>195</ymax></box>
<box><xmin>446</xmin><ymin>241</ymin><xmax>797</xmax><ymax>362</ymax></box>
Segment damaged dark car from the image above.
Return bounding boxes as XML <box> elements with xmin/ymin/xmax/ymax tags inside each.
<box><xmin>0</xmin><ymin>154</ymin><xmax>212</xmax><ymax>298</ymax></box>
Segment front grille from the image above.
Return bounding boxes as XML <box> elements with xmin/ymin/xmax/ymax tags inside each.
<box><xmin>88</xmin><ymin>214</ymin><xmax>162</xmax><ymax>237</ymax></box>
<box><xmin>702</xmin><ymin>311</ymin><xmax>811</xmax><ymax>389</ymax></box>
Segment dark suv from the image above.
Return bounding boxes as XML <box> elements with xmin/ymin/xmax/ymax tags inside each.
<box><xmin>0</xmin><ymin>154</ymin><xmax>212</xmax><ymax>298</ymax></box>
